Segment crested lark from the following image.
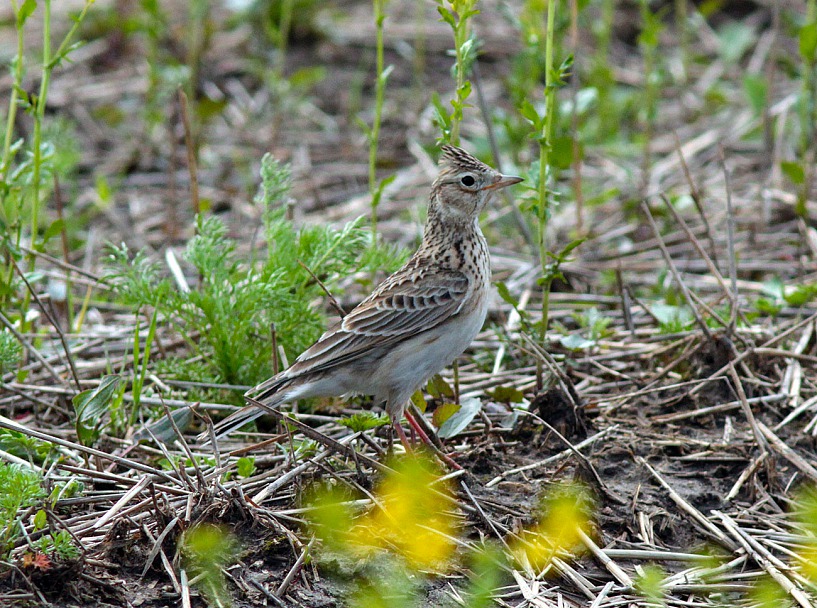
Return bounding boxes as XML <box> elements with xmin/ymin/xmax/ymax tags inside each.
<box><xmin>215</xmin><ymin>145</ymin><xmax>522</xmax><ymax>449</ymax></box>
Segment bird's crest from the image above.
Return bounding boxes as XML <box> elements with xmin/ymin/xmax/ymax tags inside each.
<box><xmin>438</xmin><ymin>145</ymin><xmax>492</xmax><ymax>176</ymax></box>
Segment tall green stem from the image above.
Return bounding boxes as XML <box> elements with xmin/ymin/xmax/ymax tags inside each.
<box><xmin>2</xmin><ymin>3</ymin><xmax>25</xmax><ymax>171</ymax></box>
<box><xmin>29</xmin><ymin>0</ymin><xmax>52</xmax><ymax>262</ymax></box>
<box><xmin>276</xmin><ymin>0</ymin><xmax>294</xmax><ymax>78</ymax></box>
<box><xmin>450</xmin><ymin>14</ymin><xmax>468</xmax><ymax>145</ymax></box>
<box><xmin>538</xmin><ymin>0</ymin><xmax>557</xmax><ymax>343</ymax></box>
<box><xmin>799</xmin><ymin>0</ymin><xmax>817</xmax><ymax>216</ymax></box>
<box><xmin>369</xmin><ymin>0</ymin><xmax>387</xmax><ymax>239</ymax></box>
<box><xmin>1</xmin><ymin>1</ymin><xmax>27</xmax><ymax>304</ymax></box>
<box><xmin>28</xmin><ymin>0</ymin><xmax>91</xmax><ymax>258</ymax></box>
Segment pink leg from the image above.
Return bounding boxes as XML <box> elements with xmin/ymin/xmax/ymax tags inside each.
<box><xmin>392</xmin><ymin>420</ymin><xmax>414</xmax><ymax>452</ymax></box>
<box><xmin>400</xmin><ymin>411</ymin><xmax>462</xmax><ymax>471</ymax></box>
<box><xmin>404</xmin><ymin>409</ymin><xmax>433</xmax><ymax>445</ymax></box>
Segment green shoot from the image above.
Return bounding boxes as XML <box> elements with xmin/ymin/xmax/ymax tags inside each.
<box><xmin>181</xmin><ymin>524</ymin><xmax>238</xmax><ymax>607</ymax></box>
<box><xmin>365</xmin><ymin>0</ymin><xmax>393</xmax><ymax>240</ymax></box>
<box><xmin>637</xmin><ymin>0</ymin><xmax>666</xmax><ymax>197</ymax></box>
<box><xmin>635</xmin><ymin>564</ymin><xmax>667</xmax><ymax>607</ymax></box>
<box><xmin>73</xmin><ymin>375</ymin><xmax>123</xmax><ymax>447</ymax></box>
<box><xmin>796</xmin><ymin>0</ymin><xmax>817</xmax><ymax>217</ymax></box>
<box><xmin>0</xmin><ymin>329</ymin><xmax>22</xmax><ymax>376</ymax></box>
<box><xmin>338</xmin><ymin>412</ymin><xmax>390</xmax><ymax>432</ymax></box>
<box><xmin>517</xmin><ymin>0</ymin><xmax>573</xmax><ymax>345</ymax></box>
<box><xmin>435</xmin><ymin>0</ymin><xmax>480</xmax><ymax>145</ymax></box>
<box><xmin>130</xmin><ymin>308</ymin><xmax>159</xmax><ymax>418</ymax></box>
<box><xmin>33</xmin><ymin>530</ymin><xmax>81</xmax><ymax>561</ymax></box>
<box><xmin>28</xmin><ymin>0</ymin><xmax>94</xmax><ymax>260</ymax></box>
<box><xmin>1</xmin><ymin>0</ymin><xmax>93</xmax><ymax>310</ymax></box>
<box><xmin>0</xmin><ymin>463</ymin><xmax>46</xmax><ymax>557</ymax></box>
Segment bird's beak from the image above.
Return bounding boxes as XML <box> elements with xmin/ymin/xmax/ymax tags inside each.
<box><xmin>482</xmin><ymin>174</ymin><xmax>524</xmax><ymax>190</ymax></box>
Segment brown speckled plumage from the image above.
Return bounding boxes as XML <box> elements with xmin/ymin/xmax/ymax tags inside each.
<box><xmin>215</xmin><ymin>145</ymin><xmax>522</xmax><ymax>446</ymax></box>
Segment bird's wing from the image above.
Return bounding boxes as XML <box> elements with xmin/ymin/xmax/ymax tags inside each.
<box><xmin>282</xmin><ymin>267</ymin><xmax>471</xmax><ymax>378</ymax></box>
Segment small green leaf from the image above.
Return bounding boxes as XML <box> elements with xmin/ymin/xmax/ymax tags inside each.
<box><xmin>437</xmin><ymin>397</ymin><xmax>481</xmax><ymax>439</ymax></box>
<box><xmin>743</xmin><ymin>74</ymin><xmax>767</xmax><ymax>115</ymax></box>
<box><xmin>95</xmin><ymin>175</ymin><xmax>112</xmax><ymax>204</ymax></box>
<box><xmin>551</xmin><ymin>135</ymin><xmax>574</xmax><ymax>169</ymax></box>
<box><xmin>495</xmin><ymin>281</ymin><xmax>519</xmax><ymax>308</ymax></box>
<box><xmin>755</xmin><ymin>297</ymin><xmax>782</xmax><ymax>317</ymax></box>
<box><xmin>487</xmin><ymin>385</ymin><xmax>525</xmax><ymax>404</ymax></box>
<box><xmin>73</xmin><ymin>375</ymin><xmax>122</xmax><ymax>446</ymax></box>
<box><xmin>236</xmin><ymin>457</ymin><xmax>256</xmax><ymax>478</ymax></box>
<box><xmin>371</xmin><ymin>174</ymin><xmax>396</xmax><ymax>209</ymax></box>
<box><xmin>784</xmin><ymin>284</ymin><xmax>817</xmax><ymax>307</ymax></box>
<box><xmin>33</xmin><ymin>509</ymin><xmax>47</xmax><ymax>531</ymax></box>
<box><xmin>337</xmin><ymin>412</ymin><xmax>389</xmax><ymax>432</ymax></box>
<box><xmin>781</xmin><ymin>161</ymin><xmax>805</xmax><ymax>185</ymax></box>
<box><xmin>378</xmin><ymin>64</ymin><xmax>394</xmax><ymax>84</ymax></box>
<box><xmin>761</xmin><ymin>276</ymin><xmax>785</xmax><ymax>299</ymax></box>
<box><xmin>432</xmin><ymin>402</ymin><xmax>461</xmax><ymax>428</ymax></box>
<box><xmin>410</xmin><ymin>390</ymin><xmax>428</xmax><ymax>413</ymax></box>
<box><xmin>289</xmin><ymin>66</ymin><xmax>326</xmax><ymax>90</ymax></box>
<box><xmin>635</xmin><ymin>564</ymin><xmax>666</xmax><ymax>604</ymax></box>
<box><xmin>196</xmin><ymin>96</ymin><xmax>228</xmax><ymax>121</ymax></box>
<box><xmin>519</xmin><ymin>100</ymin><xmax>542</xmax><ymax>127</ymax></box>
<box><xmin>17</xmin><ymin>0</ymin><xmax>37</xmax><ymax>28</ymax></box>
<box><xmin>436</xmin><ymin>5</ymin><xmax>456</xmax><ymax>27</ymax></box>
<box><xmin>42</xmin><ymin>219</ymin><xmax>65</xmax><ymax>244</ymax></box>
<box><xmin>558</xmin><ymin>237</ymin><xmax>587</xmax><ymax>258</ymax></box>
<box><xmin>427</xmin><ymin>374</ymin><xmax>454</xmax><ymax>399</ymax></box>
<box><xmin>800</xmin><ymin>22</ymin><xmax>817</xmax><ymax>63</ymax></box>
<box><xmin>716</xmin><ymin>21</ymin><xmax>756</xmax><ymax>64</ymax></box>
<box><xmin>559</xmin><ymin>333</ymin><xmax>596</xmax><ymax>351</ymax></box>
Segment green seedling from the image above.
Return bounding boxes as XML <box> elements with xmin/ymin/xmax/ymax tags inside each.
<box><xmin>435</xmin><ymin>0</ymin><xmax>480</xmax><ymax>145</ymax></box>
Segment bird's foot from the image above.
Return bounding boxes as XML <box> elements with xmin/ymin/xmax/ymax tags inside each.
<box><xmin>392</xmin><ymin>414</ymin><xmax>462</xmax><ymax>471</ymax></box>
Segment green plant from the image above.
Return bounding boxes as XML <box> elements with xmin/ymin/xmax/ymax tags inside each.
<box><xmin>637</xmin><ymin>0</ymin><xmax>666</xmax><ymax>196</ymax></box>
<box><xmin>795</xmin><ymin>0</ymin><xmax>817</xmax><ymax>217</ymax></box>
<box><xmin>73</xmin><ymin>375</ymin><xmax>124</xmax><ymax>447</ymax></box>
<box><xmin>516</xmin><ymin>0</ymin><xmax>576</xmax><ymax>344</ymax></box>
<box><xmin>434</xmin><ymin>0</ymin><xmax>480</xmax><ymax>145</ymax></box>
<box><xmin>338</xmin><ymin>412</ymin><xmax>390</xmax><ymax>432</ymax></box>
<box><xmin>635</xmin><ymin>564</ymin><xmax>667</xmax><ymax>607</ymax></box>
<box><xmin>0</xmin><ymin>429</ymin><xmax>55</xmax><ymax>465</ymax></box>
<box><xmin>442</xmin><ymin>0</ymin><xmax>479</xmax><ymax>143</ymax></box>
<box><xmin>0</xmin><ymin>463</ymin><xmax>46</xmax><ymax>557</ymax></box>
<box><xmin>105</xmin><ymin>155</ymin><xmax>404</xmax><ymax>394</ymax></box>
<box><xmin>362</xmin><ymin>0</ymin><xmax>393</xmax><ymax>241</ymax></box>
<box><xmin>1</xmin><ymin>0</ymin><xmax>92</xmax><ymax>309</ymax></box>
<box><xmin>0</xmin><ymin>329</ymin><xmax>22</xmax><ymax>376</ymax></box>
<box><xmin>181</xmin><ymin>524</ymin><xmax>238</xmax><ymax>607</ymax></box>
<box><xmin>235</xmin><ymin>456</ymin><xmax>256</xmax><ymax>478</ymax></box>
<box><xmin>33</xmin><ymin>529</ymin><xmax>80</xmax><ymax>561</ymax></box>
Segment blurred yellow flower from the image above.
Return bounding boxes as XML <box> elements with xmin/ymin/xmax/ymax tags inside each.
<box><xmin>306</xmin><ymin>452</ymin><xmax>459</xmax><ymax>571</ymax></box>
<box><xmin>511</xmin><ymin>482</ymin><xmax>592</xmax><ymax>571</ymax></box>
<box><xmin>354</xmin><ymin>453</ymin><xmax>458</xmax><ymax>570</ymax></box>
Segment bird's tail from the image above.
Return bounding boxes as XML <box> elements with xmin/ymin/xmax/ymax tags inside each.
<box><xmin>208</xmin><ymin>374</ymin><xmax>294</xmax><ymax>440</ymax></box>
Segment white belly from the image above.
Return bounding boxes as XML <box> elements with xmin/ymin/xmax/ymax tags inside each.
<box><xmin>370</xmin><ymin>289</ymin><xmax>489</xmax><ymax>412</ymax></box>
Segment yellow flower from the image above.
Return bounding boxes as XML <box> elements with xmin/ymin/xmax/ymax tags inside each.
<box><xmin>511</xmin><ymin>482</ymin><xmax>592</xmax><ymax>571</ymax></box>
<box><xmin>354</xmin><ymin>452</ymin><xmax>459</xmax><ymax>570</ymax></box>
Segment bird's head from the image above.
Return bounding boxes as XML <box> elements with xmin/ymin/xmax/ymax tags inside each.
<box><xmin>430</xmin><ymin>145</ymin><xmax>522</xmax><ymax>222</ymax></box>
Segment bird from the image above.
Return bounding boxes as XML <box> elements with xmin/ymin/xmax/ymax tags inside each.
<box><xmin>213</xmin><ymin>145</ymin><xmax>522</xmax><ymax>452</ymax></box>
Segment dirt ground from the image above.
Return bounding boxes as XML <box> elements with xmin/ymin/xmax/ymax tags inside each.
<box><xmin>2</xmin><ymin>0</ymin><xmax>817</xmax><ymax>606</ymax></box>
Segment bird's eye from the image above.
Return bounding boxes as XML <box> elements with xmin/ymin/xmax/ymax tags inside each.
<box><xmin>460</xmin><ymin>175</ymin><xmax>476</xmax><ymax>187</ymax></box>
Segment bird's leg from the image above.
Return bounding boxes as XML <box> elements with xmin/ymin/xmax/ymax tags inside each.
<box><xmin>403</xmin><ymin>409</ymin><xmax>433</xmax><ymax>445</ymax></box>
<box><xmin>392</xmin><ymin>419</ymin><xmax>414</xmax><ymax>453</ymax></box>
<box><xmin>403</xmin><ymin>410</ymin><xmax>462</xmax><ymax>471</ymax></box>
